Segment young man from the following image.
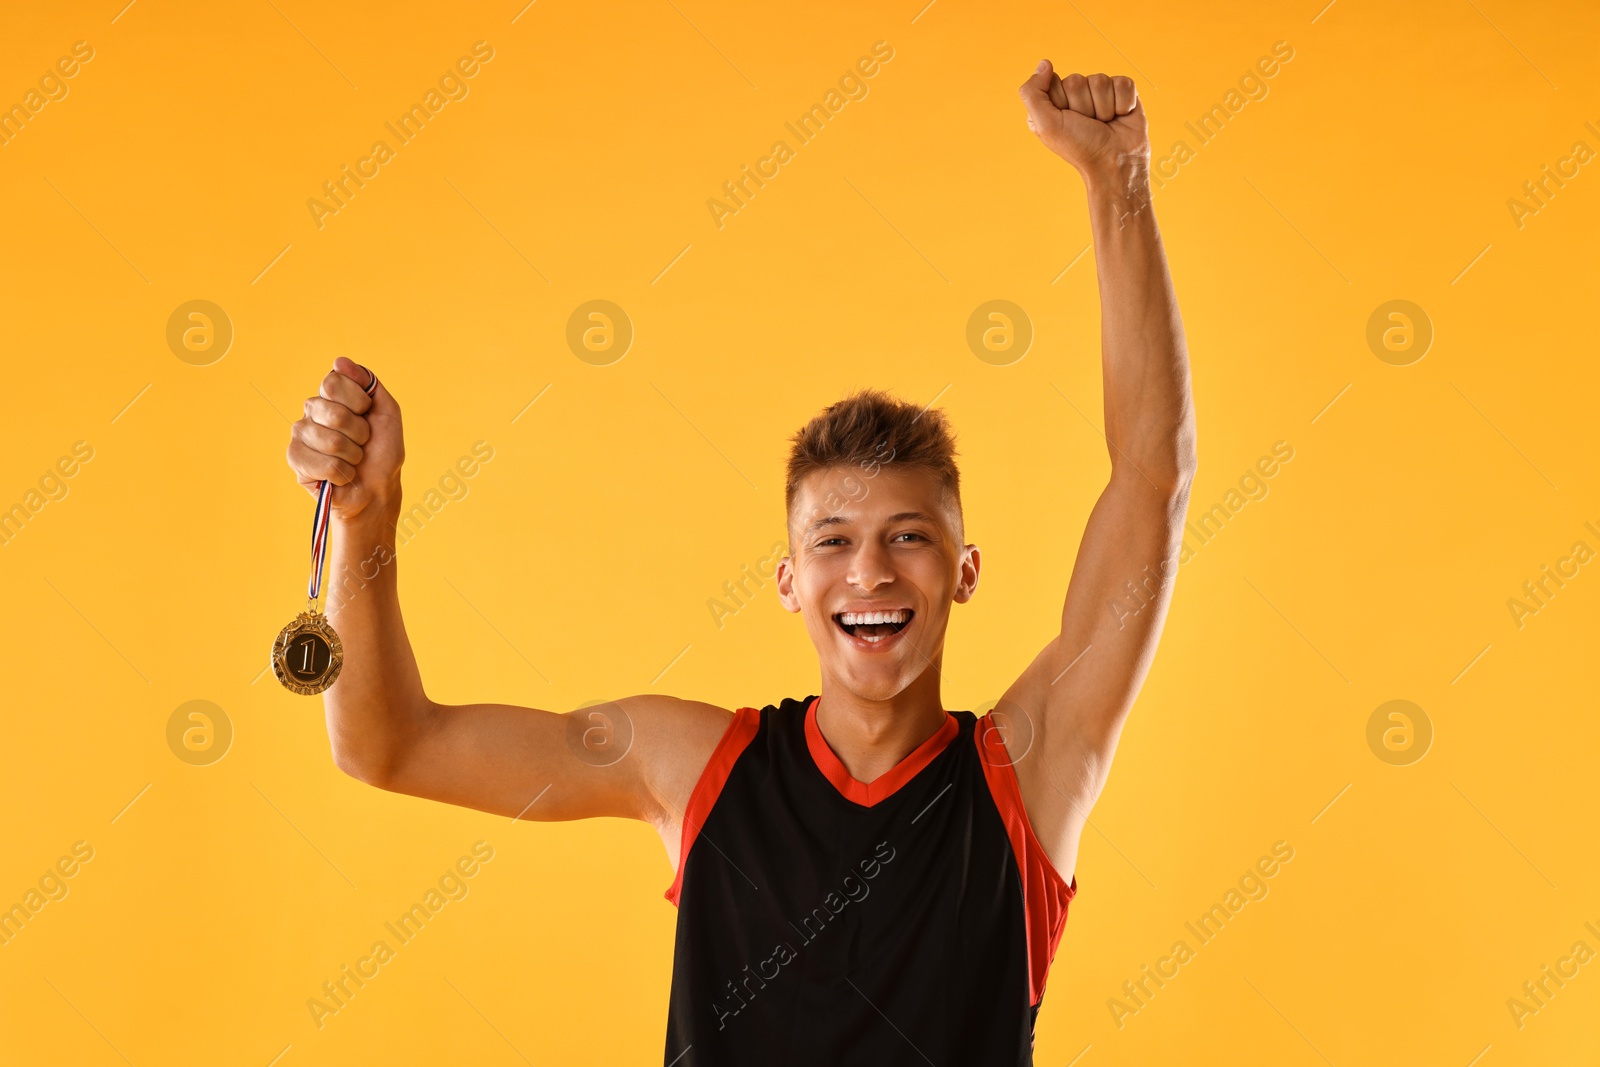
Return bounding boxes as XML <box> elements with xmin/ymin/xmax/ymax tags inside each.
<box><xmin>284</xmin><ymin>60</ymin><xmax>1194</xmax><ymax>1065</ymax></box>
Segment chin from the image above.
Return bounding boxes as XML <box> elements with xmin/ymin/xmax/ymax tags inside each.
<box><xmin>833</xmin><ymin>664</ymin><xmax>914</xmax><ymax>703</ymax></box>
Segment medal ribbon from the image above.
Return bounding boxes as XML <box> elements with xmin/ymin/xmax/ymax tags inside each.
<box><xmin>308</xmin><ymin>366</ymin><xmax>380</xmax><ymax>605</ymax></box>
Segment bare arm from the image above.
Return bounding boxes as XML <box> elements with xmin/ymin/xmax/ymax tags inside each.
<box><xmin>1003</xmin><ymin>64</ymin><xmax>1197</xmax><ymax>880</ymax></box>
<box><xmin>286</xmin><ymin>360</ymin><xmax>731</xmax><ymax>856</ymax></box>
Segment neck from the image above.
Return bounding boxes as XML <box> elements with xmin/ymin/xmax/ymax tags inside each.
<box><xmin>815</xmin><ymin>670</ymin><xmax>947</xmax><ymax>785</ymax></box>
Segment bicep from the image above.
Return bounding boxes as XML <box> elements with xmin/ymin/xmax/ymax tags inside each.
<box><xmin>377</xmin><ymin>694</ymin><xmax>734</xmax><ymax>829</ymax></box>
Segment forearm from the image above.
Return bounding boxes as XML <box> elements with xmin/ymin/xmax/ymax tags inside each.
<box><xmin>1083</xmin><ymin>163</ymin><xmax>1196</xmax><ymax>492</ymax></box>
<box><xmin>321</xmin><ymin>506</ymin><xmax>434</xmax><ymax>782</ymax></box>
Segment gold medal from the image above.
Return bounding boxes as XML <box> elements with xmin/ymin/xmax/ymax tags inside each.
<box><xmin>273</xmin><ymin>363</ymin><xmax>378</xmax><ymax>697</ymax></box>
<box><xmin>272</xmin><ymin>605</ymin><xmax>345</xmax><ymax>695</ymax></box>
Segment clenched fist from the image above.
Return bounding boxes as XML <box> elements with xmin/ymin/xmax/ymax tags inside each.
<box><xmin>1018</xmin><ymin>60</ymin><xmax>1147</xmax><ymax>179</ymax></box>
<box><xmin>285</xmin><ymin>357</ymin><xmax>405</xmax><ymax>522</ymax></box>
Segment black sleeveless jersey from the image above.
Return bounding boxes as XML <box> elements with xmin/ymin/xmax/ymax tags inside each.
<box><xmin>662</xmin><ymin>695</ymin><xmax>1077</xmax><ymax>1066</ymax></box>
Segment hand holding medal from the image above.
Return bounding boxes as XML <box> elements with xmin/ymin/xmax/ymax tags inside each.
<box><xmin>274</xmin><ymin>359</ymin><xmax>390</xmax><ymax>695</ymax></box>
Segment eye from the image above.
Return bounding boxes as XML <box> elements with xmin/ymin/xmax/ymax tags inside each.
<box><xmin>894</xmin><ymin>532</ymin><xmax>926</xmax><ymax>542</ymax></box>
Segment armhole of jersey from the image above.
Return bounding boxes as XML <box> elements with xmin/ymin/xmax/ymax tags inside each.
<box><xmin>664</xmin><ymin>706</ymin><xmax>761</xmax><ymax>907</ymax></box>
<box><xmin>974</xmin><ymin>714</ymin><xmax>1079</xmax><ymax>1006</ymax></box>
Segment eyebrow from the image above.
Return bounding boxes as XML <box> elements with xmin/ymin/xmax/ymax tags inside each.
<box><xmin>804</xmin><ymin>511</ymin><xmax>939</xmax><ymax>535</ymax></box>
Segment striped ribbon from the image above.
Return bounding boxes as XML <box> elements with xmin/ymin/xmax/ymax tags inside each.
<box><xmin>308</xmin><ymin>365</ymin><xmax>380</xmax><ymax>603</ymax></box>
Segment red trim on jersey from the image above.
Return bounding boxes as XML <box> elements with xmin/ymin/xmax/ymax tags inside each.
<box><xmin>804</xmin><ymin>695</ymin><xmax>960</xmax><ymax>808</ymax></box>
<box><xmin>664</xmin><ymin>706</ymin><xmax>761</xmax><ymax>907</ymax></box>
<box><xmin>974</xmin><ymin>713</ymin><xmax>1078</xmax><ymax>1006</ymax></box>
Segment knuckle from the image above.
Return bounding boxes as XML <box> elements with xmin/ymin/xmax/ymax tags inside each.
<box><xmin>1065</xmin><ymin>73</ymin><xmax>1086</xmax><ymax>87</ymax></box>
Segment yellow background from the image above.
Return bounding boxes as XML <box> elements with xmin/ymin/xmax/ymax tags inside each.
<box><xmin>2</xmin><ymin>0</ymin><xmax>1597</xmax><ymax>1063</ymax></box>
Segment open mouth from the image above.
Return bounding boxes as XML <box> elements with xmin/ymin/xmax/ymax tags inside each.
<box><xmin>833</xmin><ymin>609</ymin><xmax>914</xmax><ymax>644</ymax></box>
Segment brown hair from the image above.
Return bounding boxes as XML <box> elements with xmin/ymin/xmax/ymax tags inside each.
<box><xmin>784</xmin><ymin>387</ymin><xmax>963</xmax><ymax>540</ymax></box>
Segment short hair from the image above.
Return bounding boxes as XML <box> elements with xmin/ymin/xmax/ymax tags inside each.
<box><xmin>785</xmin><ymin>388</ymin><xmax>963</xmax><ymax>541</ymax></box>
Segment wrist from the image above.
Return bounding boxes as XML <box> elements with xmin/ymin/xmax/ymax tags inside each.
<box><xmin>335</xmin><ymin>492</ymin><xmax>400</xmax><ymax>536</ymax></box>
<box><xmin>326</xmin><ymin>510</ymin><xmax>400</xmax><ymax>614</ymax></box>
<box><xmin>1081</xmin><ymin>157</ymin><xmax>1155</xmax><ymax>232</ymax></box>
<box><xmin>1080</xmin><ymin>154</ymin><xmax>1151</xmax><ymax>201</ymax></box>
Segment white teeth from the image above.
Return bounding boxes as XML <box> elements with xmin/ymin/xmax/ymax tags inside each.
<box><xmin>838</xmin><ymin>609</ymin><xmax>909</xmax><ymax>626</ymax></box>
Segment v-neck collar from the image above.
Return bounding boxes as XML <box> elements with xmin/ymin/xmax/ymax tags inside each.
<box><xmin>803</xmin><ymin>694</ymin><xmax>959</xmax><ymax>807</ymax></box>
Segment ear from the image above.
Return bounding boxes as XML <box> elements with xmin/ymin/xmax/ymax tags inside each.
<box><xmin>775</xmin><ymin>556</ymin><xmax>803</xmax><ymax>613</ymax></box>
<box><xmin>953</xmin><ymin>544</ymin><xmax>981</xmax><ymax>604</ymax></box>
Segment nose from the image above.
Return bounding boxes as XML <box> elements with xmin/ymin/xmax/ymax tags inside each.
<box><xmin>846</xmin><ymin>538</ymin><xmax>896</xmax><ymax>593</ymax></box>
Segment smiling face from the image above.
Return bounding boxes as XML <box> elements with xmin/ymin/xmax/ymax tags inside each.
<box><xmin>776</xmin><ymin>464</ymin><xmax>979</xmax><ymax>703</ymax></box>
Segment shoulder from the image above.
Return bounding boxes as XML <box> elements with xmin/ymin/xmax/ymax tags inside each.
<box><xmin>617</xmin><ymin>695</ymin><xmax>760</xmax><ymax>832</ymax></box>
<box><xmin>621</xmin><ymin>693</ymin><xmax>739</xmax><ymax>768</ymax></box>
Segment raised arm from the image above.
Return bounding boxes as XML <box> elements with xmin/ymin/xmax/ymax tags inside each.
<box><xmin>1000</xmin><ymin>63</ymin><xmax>1197</xmax><ymax>881</ymax></box>
<box><xmin>285</xmin><ymin>360</ymin><xmax>731</xmax><ymax>861</ymax></box>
